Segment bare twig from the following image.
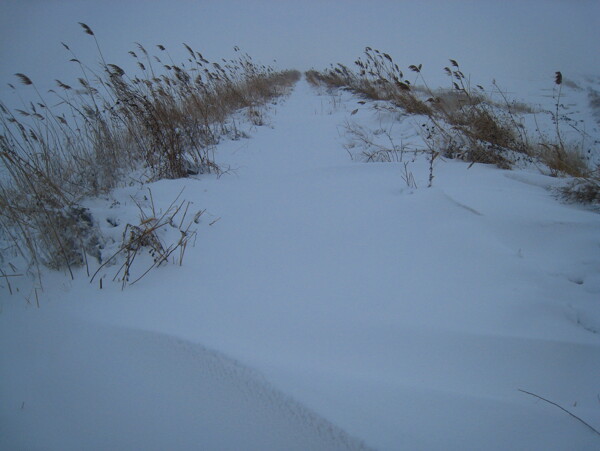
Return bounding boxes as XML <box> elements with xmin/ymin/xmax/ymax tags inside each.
<box><xmin>519</xmin><ymin>388</ymin><xmax>600</xmax><ymax>436</ymax></box>
<box><xmin>401</xmin><ymin>162</ymin><xmax>417</xmax><ymax>189</ymax></box>
<box><xmin>0</xmin><ymin>267</ymin><xmax>22</xmax><ymax>295</ymax></box>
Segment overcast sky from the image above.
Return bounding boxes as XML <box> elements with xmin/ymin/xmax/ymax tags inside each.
<box><xmin>1</xmin><ymin>0</ymin><xmax>598</xmax><ymax>103</ymax></box>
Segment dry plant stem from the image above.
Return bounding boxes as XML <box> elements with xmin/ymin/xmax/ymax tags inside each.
<box><xmin>554</xmin><ymin>72</ymin><xmax>564</xmax><ymax>150</ymax></box>
<box><xmin>344</xmin><ymin>120</ymin><xmax>419</xmax><ymax>163</ymax></box>
<box><xmin>91</xmin><ymin>190</ymin><xmax>184</xmax><ymax>286</ymax></box>
<box><xmin>428</xmin><ymin>151</ymin><xmax>438</xmax><ymax>188</ymax></box>
<box><xmin>492</xmin><ymin>81</ymin><xmax>529</xmax><ymax>149</ymax></box>
<box><xmin>128</xmin><ymin>208</ymin><xmax>201</xmax><ymax>286</ymax></box>
<box><xmin>518</xmin><ymin>389</ymin><xmax>600</xmax><ymax>437</ymax></box>
<box><xmin>0</xmin><ymin>267</ymin><xmax>23</xmax><ymax>295</ymax></box>
<box><xmin>401</xmin><ymin>162</ymin><xmax>417</xmax><ymax>189</ymax></box>
<box><xmin>89</xmin><ymin>189</ymin><xmax>201</xmax><ymax>289</ymax></box>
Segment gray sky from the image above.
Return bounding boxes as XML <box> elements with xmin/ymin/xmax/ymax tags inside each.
<box><xmin>1</xmin><ymin>0</ymin><xmax>599</xmax><ymax>104</ymax></box>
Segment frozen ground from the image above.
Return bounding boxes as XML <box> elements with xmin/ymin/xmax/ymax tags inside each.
<box><xmin>1</xmin><ymin>78</ymin><xmax>600</xmax><ymax>450</ymax></box>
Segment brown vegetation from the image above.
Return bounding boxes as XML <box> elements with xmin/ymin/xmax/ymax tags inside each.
<box><xmin>0</xmin><ymin>23</ymin><xmax>300</xmax><ymax>281</ymax></box>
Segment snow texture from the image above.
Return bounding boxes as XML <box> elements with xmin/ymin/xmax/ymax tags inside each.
<box><xmin>2</xmin><ymin>79</ymin><xmax>599</xmax><ymax>450</ymax></box>
<box><xmin>1</xmin><ymin>1</ymin><xmax>600</xmax><ymax>447</ymax></box>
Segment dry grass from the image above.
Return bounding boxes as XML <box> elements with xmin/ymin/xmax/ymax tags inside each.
<box><xmin>306</xmin><ymin>49</ymin><xmax>595</xmax><ymax>179</ymax></box>
<box><xmin>90</xmin><ymin>189</ymin><xmax>203</xmax><ymax>289</ymax></box>
<box><xmin>305</xmin><ymin>51</ymin><xmax>529</xmax><ymax>168</ymax></box>
<box><xmin>342</xmin><ymin>120</ymin><xmax>421</xmax><ymax>163</ymax></box>
<box><xmin>0</xmin><ymin>24</ymin><xmax>300</xmax><ymax>282</ymax></box>
<box><xmin>537</xmin><ymin>143</ymin><xmax>589</xmax><ymax>178</ymax></box>
<box><xmin>306</xmin><ymin>53</ymin><xmax>432</xmax><ymax>116</ymax></box>
<box><xmin>559</xmin><ymin>176</ymin><xmax>600</xmax><ymax>205</ymax></box>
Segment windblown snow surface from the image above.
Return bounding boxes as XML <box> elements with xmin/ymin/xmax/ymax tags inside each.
<box><xmin>2</xmin><ymin>78</ymin><xmax>600</xmax><ymax>450</ymax></box>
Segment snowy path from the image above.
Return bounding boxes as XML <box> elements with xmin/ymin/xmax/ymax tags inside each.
<box><xmin>2</xmin><ymin>80</ymin><xmax>600</xmax><ymax>450</ymax></box>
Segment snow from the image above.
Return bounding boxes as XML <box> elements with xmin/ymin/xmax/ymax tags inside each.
<box><xmin>1</xmin><ymin>310</ymin><xmax>368</xmax><ymax>451</ymax></box>
<box><xmin>2</xmin><ymin>1</ymin><xmax>600</xmax><ymax>448</ymax></box>
<box><xmin>2</xmin><ymin>78</ymin><xmax>599</xmax><ymax>450</ymax></box>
